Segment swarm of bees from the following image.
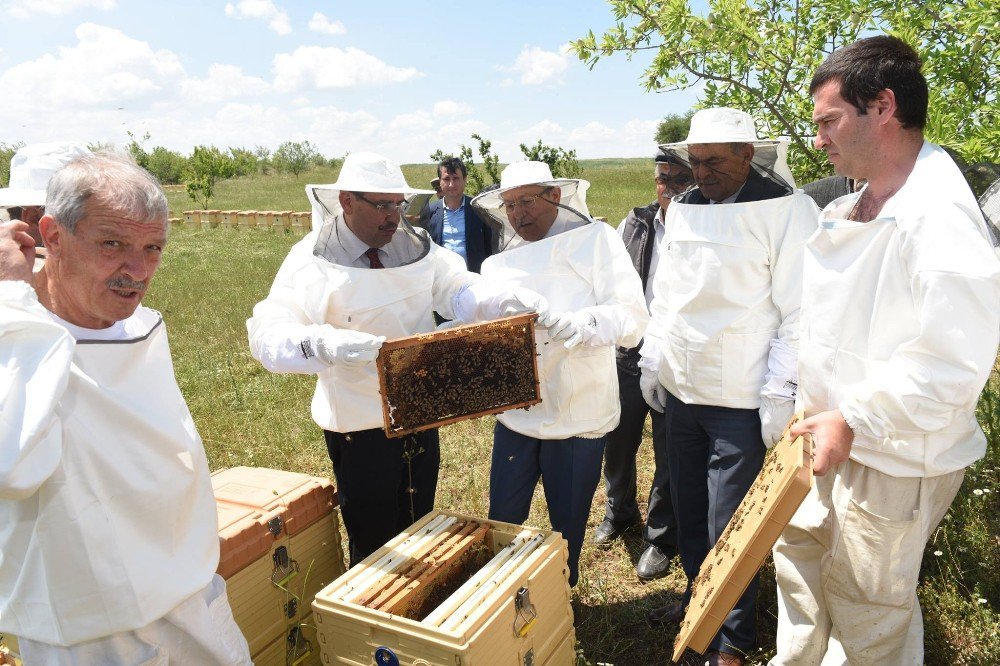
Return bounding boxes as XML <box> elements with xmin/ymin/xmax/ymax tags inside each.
<box><xmin>377</xmin><ymin>314</ymin><xmax>542</xmax><ymax>437</ymax></box>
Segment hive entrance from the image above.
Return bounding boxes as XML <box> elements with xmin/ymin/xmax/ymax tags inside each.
<box><xmin>376</xmin><ymin>313</ymin><xmax>541</xmax><ymax>437</ymax></box>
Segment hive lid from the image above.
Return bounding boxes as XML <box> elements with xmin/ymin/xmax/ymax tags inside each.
<box><xmin>213</xmin><ymin>466</ymin><xmax>338</xmax><ymax>578</ymax></box>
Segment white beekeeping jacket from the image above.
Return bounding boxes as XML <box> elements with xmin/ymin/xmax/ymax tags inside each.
<box><xmin>641</xmin><ymin>190</ymin><xmax>819</xmax><ymax>408</ymax></box>
<box><xmin>481</xmin><ymin>217</ymin><xmax>648</xmax><ymax>439</ymax></box>
<box><xmin>0</xmin><ymin>282</ymin><xmax>219</xmax><ymax>645</ymax></box>
<box><xmin>798</xmin><ymin>141</ymin><xmax>1000</xmax><ymax>477</ymax></box>
<box><xmin>247</xmin><ymin>219</ymin><xmax>475</xmax><ymax>434</ymax></box>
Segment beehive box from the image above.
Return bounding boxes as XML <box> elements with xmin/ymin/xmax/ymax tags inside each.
<box><xmin>312</xmin><ymin>510</ymin><xmax>575</xmax><ymax>665</ymax></box>
<box><xmin>221</xmin><ymin>210</ymin><xmax>240</xmax><ymax>228</ymax></box>
<box><xmin>202</xmin><ymin>209</ymin><xmax>222</xmax><ymax>228</ymax></box>
<box><xmin>214</xmin><ymin>467</ymin><xmax>346</xmax><ymax>664</ymax></box>
<box><xmin>0</xmin><ymin>635</ymin><xmax>20</xmax><ymax>666</ymax></box>
<box><xmin>673</xmin><ymin>417</ymin><xmax>813</xmax><ymax>661</ymax></box>
<box><xmin>236</xmin><ymin>210</ymin><xmax>258</xmax><ymax>228</ymax></box>
<box><xmin>376</xmin><ymin>314</ymin><xmax>541</xmax><ymax>438</ymax></box>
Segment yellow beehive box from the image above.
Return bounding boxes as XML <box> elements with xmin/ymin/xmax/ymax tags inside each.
<box><xmin>183</xmin><ymin>210</ymin><xmax>201</xmax><ymax>227</ymax></box>
<box><xmin>236</xmin><ymin>210</ymin><xmax>258</xmax><ymax>228</ymax></box>
<box><xmin>277</xmin><ymin>211</ymin><xmax>294</xmax><ymax>229</ymax></box>
<box><xmin>250</xmin><ymin>612</ymin><xmax>320</xmax><ymax>666</ymax></box>
<box><xmin>202</xmin><ymin>210</ymin><xmax>222</xmax><ymax>228</ymax></box>
<box><xmin>291</xmin><ymin>211</ymin><xmax>311</xmax><ymax>231</ymax></box>
<box><xmin>256</xmin><ymin>211</ymin><xmax>276</xmax><ymax>229</ymax></box>
<box><xmin>221</xmin><ymin>210</ymin><xmax>240</xmax><ymax>228</ymax></box>
<box><xmin>312</xmin><ymin>510</ymin><xmax>575</xmax><ymax>666</ymax></box>
<box><xmin>213</xmin><ymin>467</ymin><xmax>346</xmax><ymax>661</ymax></box>
<box><xmin>168</xmin><ymin>217</ymin><xmax>183</xmax><ymax>227</ymax></box>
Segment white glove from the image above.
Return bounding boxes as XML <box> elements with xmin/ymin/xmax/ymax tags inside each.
<box><xmin>497</xmin><ymin>287</ymin><xmax>557</xmax><ymax>328</ymax></box>
<box><xmin>454</xmin><ymin>282</ymin><xmax>553</xmax><ymax>326</ymax></box>
<box><xmin>640</xmin><ymin>369</ymin><xmax>667</xmax><ymax>413</ymax></box>
<box><xmin>759</xmin><ymin>396</ymin><xmax>796</xmax><ymax>448</ymax></box>
<box><xmin>312</xmin><ymin>325</ymin><xmax>385</xmax><ymax>367</ymax></box>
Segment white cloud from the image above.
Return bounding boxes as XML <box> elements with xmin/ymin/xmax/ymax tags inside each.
<box><xmin>432</xmin><ymin>100</ymin><xmax>471</xmax><ymax>118</ymax></box>
<box><xmin>179</xmin><ymin>64</ymin><xmax>270</xmax><ymax>103</ymax></box>
<box><xmin>568</xmin><ymin>121</ymin><xmax>616</xmax><ymax>143</ymax></box>
<box><xmin>0</xmin><ymin>23</ymin><xmax>184</xmax><ymax>109</ymax></box>
<box><xmin>272</xmin><ymin>46</ymin><xmax>421</xmax><ymax>92</ymax></box>
<box><xmin>499</xmin><ymin>43</ymin><xmax>573</xmax><ymax>86</ymax></box>
<box><xmin>224</xmin><ymin>0</ymin><xmax>291</xmax><ymax>36</ymax></box>
<box><xmin>520</xmin><ymin>120</ymin><xmax>565</xmax><ymax>138</ymax></box>
<box><xmin>390</xmin><ymin>111</ymin><xmax>434</xmax><ymax>133</ymax></box>
<box><xmin>308</xmin><ymin>11</ymin><xmax>346</xmax><ymax>36</ymax></box>
<box><xmin>5</xmin><ymin>0</ymin><xmax>115</xmax><ymax>18</ymax></box>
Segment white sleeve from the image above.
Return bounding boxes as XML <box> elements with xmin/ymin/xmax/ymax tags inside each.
<box><xmin>0</xmin><ymin>281</ymin><xmax>74</xmax><ymax>499</ymax></box>
<box><xmin>570</xmin><ymin>223</ymin><xmax>649</xmax><ymax>349</ymax></box>
<box><xmin>246</xmin><ymin>234</ymin><xmax>331</xmax><ymax>375</ymax></box>
<box><xmin>840</xmin><ymin>214</ymin><xmax>1000</xmax><ymax>441</ymax></box>
<box><xmin>428</xmin><ymin>244</ymin><xmax>480</xmax><ymax>322</ymax></box>
<box><xmin>761</xmin><ymin>194</ymin><xmax>818</xmax><ymax>400</ymax></box>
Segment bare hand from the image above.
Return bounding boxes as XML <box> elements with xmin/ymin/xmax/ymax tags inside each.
<box><xmin>791</xmin><ymin>409</ymin><xmax>854</xmax><ymax>476</ymax></box>
<box><xmin>0</xmin><ymin>220</ymin><xmax>36</xmax><ymax>283</ymax></box>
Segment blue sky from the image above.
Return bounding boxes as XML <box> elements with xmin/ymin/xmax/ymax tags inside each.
<box><xmin>0</xmin><ymin>0</ymin><xmax>701</xmax><ymax>163</ymax></box>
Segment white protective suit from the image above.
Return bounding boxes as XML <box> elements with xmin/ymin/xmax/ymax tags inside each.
<box><xmin>0</xmin><ymin>282</ymin><xmax>224</xmax><ymax>648</ymax></box>
<box><xmin>797</xmin><ymin>141</ymin><xmax>1000</xmax><ymax>477</ymax></box>
<box><xmin>640</xmin><ymin>188</ymin><xmax>820</xmax><ymax>409</ymax></box>
<box><xmin>247</xmin><ymin>212</ymin><xmax>478</xmax><ymax>434</ymax></box>
<box><xmin>481</xmin><ymin>215</ymin><xmax>649</xmax><ymax>439</ymax></box>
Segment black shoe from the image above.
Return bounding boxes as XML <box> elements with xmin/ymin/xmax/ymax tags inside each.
<box><xmin>646</xmin><ymin>600</ymin><xmax>686</xmax><ymax>626</ymax></box>
<box><xmin>592</xmin><ymin>518</ymin><xmax>637</xmax><ymax>546</ymax></box>
<box><xmin>636</xmin><ymin>544</ymin><xmax>676</xmax><ymax>581</ymax></box>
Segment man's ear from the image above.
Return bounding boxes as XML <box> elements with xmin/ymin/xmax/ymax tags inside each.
<box><xmin>38</xmin><ymin>215</ymin><xmax>63</xmax><ymax>257</ymax></box>
<box><xmin>874</xmin><ymin>88</ymin><xmax>897</xmax><ymax>125</ymax></box>
<box><xmin>339</xmin><ymin>191</ymin><xmax>354</xmax><ymax>215</ymax></box>
<box><xmin>742</xmin><ymin>143</ymin><xmax>755</xmax><ymax>166</ymax></box>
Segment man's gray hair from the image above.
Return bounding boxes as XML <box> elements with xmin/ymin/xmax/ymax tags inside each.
<box><xmin>46</xmin><ymin>150</ymin><xmax>168</xmax><ymax>232</ymax></box>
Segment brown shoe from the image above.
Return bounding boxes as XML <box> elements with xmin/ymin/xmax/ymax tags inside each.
<box><xmin>646</xmin><ymin>600</ymin><xmax>685</xmax><ymax>626</ymax></box>
<box><xmin>705</xmin><ymin>650</ymin><xmax>745</xmax><ymax>666</ymax></box>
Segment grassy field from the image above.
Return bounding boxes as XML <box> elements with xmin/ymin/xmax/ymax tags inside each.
<box><xmin>147</xmin><ymin>161</ymin><xmax>998</xmax><ymax>665</ymax></box>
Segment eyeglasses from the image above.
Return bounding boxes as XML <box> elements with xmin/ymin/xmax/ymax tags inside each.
<box><xmin>354</xmin><ymin>193</ymin><xmax>407</xmax><ymax>214</ymax></box>
<box><xmin>655</xmin><ymin>174</ymin><xmax>694</xmax><ymax>188</ymax></box>
<box><xmin>500</xmin><ymin>192</ymin><xmax>552</xmax><ymax>213</ymax></box>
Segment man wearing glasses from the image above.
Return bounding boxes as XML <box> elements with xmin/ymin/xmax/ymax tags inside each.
<box><xmin>592</xmin><ymin>149</ymin><xmax>693</xmax><ymax>583</ymax></box>
<box><xmin>248</xmin><ymin>152</ymin><xmax>548</xmax><ymax>566</ymax></box>
<box><xmin>472</xmin><ymin>161</ymin><xmax>648</xmax><ymax>588</ymax></box>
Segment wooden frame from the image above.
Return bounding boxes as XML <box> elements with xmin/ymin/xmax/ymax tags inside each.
<box><xmin>376</xmin><ymin>313</ymin><xmax>541</xmax><ymax>438</ymax></box>
<box><xmin>673</xmin><ymin>415</ymin><xmax>814</xmax><ymax>662</ymax></box>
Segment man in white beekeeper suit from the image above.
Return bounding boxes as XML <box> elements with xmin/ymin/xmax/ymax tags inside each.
<box><xmin>639</xmin><ymin>109</ymin><xmax>819</xmax><ymax>665</ymax></box>
<box><xmin>771</xmin><ymin>36</ymin><xmax>1000</xmax><ymax>665</ymax></box>
<box><xmin>0</xmin><ymin>152</ymin><xmax>252</xmax><ymax>665</ymax></box>
<box><xmin>247</xmin><ymin>152</ymin><xmax>548</xmax><ymax>567</ymax></box>
<box><xmin>471</xmin><ymin>161</ymin><xmax>649</xmax><ymax>587</ymax></box>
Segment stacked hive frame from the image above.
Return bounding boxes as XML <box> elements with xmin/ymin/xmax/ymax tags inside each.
<box><xmin>312</xmin><ymin>510</ymin><xmax>576</xmax><ymax>665</ymax></box>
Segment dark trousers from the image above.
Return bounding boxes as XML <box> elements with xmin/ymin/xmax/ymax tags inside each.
<box><xmin>488</xmin><ymin>422</ymin><xmax>605</xmax><ymax>587</ymax></box>
<box><xmin>664</xmin><ymin>392</ymin><xmax>765</xmax><ymax>653</ymax></box>
<box><xmin>324</xmin><ymin>427</ymin><xmax>440</xmax><ymax>567</ymax></box>
<box><xmin>603</xmin><ymin>366</ymin><xmax>677</xmax><ymax>548</ymax></box>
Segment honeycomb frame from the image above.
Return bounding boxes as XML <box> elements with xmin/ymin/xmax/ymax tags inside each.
<box><xmin>673</xmin><ymin>414</ymin><xmax>814</xmax><ymax>661</ymax></box>
<box><xmin>376</xmin><ymin>313</ymin><xmax>541</xmax><ymax>438</ymax></box>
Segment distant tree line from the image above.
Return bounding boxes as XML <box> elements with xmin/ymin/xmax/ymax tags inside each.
<box><xmin>431</xmin><ymin>135</ymin><xmax>583</xmax><ymax>195</ymax></box>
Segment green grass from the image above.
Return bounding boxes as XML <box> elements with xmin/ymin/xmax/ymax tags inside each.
<box><xmin>146</xmin><ymin>161</ymin><xmax>999</xmax><ymax>665</ymax></box>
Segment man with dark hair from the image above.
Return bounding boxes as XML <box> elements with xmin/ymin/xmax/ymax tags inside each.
<box><xmin>771</xmin><ymin>35</ymin><xmax>1000</xmax><ymax>664</ymax></box>
<box><xmin>592</xmin><ymin>148</ymin><xmax>692</xmax><ymax>583</ymax></box>
<box><xmin>420</xmin><ymin>157</ymin><xmax>493</xmax><ymax>272</ymax></box>
<box><xmin>641</xmin><ymin>108</ymin><xmax>819</xmax><ymax>666</ymax></box>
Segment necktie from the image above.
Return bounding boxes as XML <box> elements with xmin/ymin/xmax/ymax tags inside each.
<box><xmin>365</xmin><ymin>247</ymin><xmax>385</xmax><ymax>269</ymax></box>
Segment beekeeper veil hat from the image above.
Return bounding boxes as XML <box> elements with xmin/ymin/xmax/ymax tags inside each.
<box><xmin>660</xmin><ymin>107</ymin><xmax>797</xmax><ymax>192</ymax></box>
<box><xmin>471</xmin><ymin>161</ymin><xmax>592</xmax><ymax>251</ymax></box>
<box><xmin>0</xmin><ymin>142</ymin><xmax>91</xmax><ymax>208</ymax></box>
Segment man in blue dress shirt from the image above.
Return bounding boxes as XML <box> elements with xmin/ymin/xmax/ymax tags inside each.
<box><xmin>420</xmin><ymin>157</ymin><xmax>493</xmax><ymax>273</ymax></box>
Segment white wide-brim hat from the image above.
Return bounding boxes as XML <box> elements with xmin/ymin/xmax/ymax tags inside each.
<box><xmin>661</xmin><ymin>107</ymin><xmax>784</xmax><ymax>149</ymax></box>
<box><xmin>660</xmin><ymin>107</ymin><xmax>796</xmax><ymax>190</ymax></box>
<box><xmin>306</xmin><ymin>151</ymin><xmax>434</xmax><ymax>230</ymax></box>
<box><xmin>471</xmin><ymin>161</ymin><xmax>590</xmax><ymax>217</ymax></box>
<box><xmin>0</xmin><ymin>142</ymin><xmax>91</xmax><ymax>207</ymax></box>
